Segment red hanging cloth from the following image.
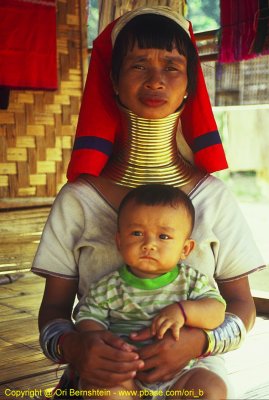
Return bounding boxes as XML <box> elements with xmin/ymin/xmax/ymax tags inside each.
<box><xmin>219</xmin><ymin>0</ymin><xmax>269</xmax><ymax>62</ymax></box>
<box><xmin>0</xmin><ymin>0</ymin><xmax>57</xmax><ymax>90</ymax></box>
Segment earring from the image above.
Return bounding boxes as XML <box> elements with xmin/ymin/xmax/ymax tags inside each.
<box><xmin>183</xmin><ymin>94</ymin><xmax>188</xmax><ymax>100</ymax></box>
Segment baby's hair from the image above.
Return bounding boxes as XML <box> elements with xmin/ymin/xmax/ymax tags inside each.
<box><xmin>112</xmin><ymin>14</ymin><xmax>198</xmax><ymax>95</ymax></box>
<box><xmin>118</xmin><ymin>184</ymin><xmax>195</xmax><ymax>232</ymax></box>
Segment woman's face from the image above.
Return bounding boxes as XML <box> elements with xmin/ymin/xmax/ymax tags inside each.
<box><xmin>113</xmin><ymin>43</ymin><xmax>188</xmax><ymax>119</ymax></box>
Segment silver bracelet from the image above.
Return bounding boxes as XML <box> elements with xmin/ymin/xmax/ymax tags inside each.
<box><xmin>203</xmin><ymin>312</ymin><xmax>247</xmax><ymax>357</ymax></box>
<box><xmin>39</xmin><ymin>318</ymin><xmax>75</xmax><ymax>363</ymax></box>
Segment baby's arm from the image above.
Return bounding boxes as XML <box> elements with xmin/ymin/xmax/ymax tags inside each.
<box><xmin>151</xmin><ymin>298</ymin><xmax>226</xmax><ymax>341</ymax></box>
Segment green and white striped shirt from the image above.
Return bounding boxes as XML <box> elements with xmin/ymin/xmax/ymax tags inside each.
<box><xmin>76</xmin><ymin>264</ymin><xmax>225</xmax><ymax>336</ymax></box>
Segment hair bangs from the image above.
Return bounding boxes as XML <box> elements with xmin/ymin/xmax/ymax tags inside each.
<box><xmin>123</xmin><ymin>15</ymin><xmax>188</xmax><ymax>56</ymax></box>
<box><xmin>112</xmin><ymin>13</ymin><xmax>198</xmax><ymax>94</ymax></box>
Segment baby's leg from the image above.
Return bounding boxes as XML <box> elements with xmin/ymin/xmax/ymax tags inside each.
<box><xmin>79</xmin><ymin>378</ymin><xmax>140</xmax><ymax>400</ymax></box>
<box><xmin>166</xmin><ymin>368</ymin><xmax>227</xmax><ymax>400</ymax></box>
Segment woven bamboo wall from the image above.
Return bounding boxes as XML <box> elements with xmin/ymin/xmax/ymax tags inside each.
<box><xmin>0</xmin><ymin>0</ymin><xmax>84</xmax><ymax>204</ymax></box>
<box><xmin>215</xmin><ymin>56</ymin><xmax>269</xmax><ymax>106</ymax></box>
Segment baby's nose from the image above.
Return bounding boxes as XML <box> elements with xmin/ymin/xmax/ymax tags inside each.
<box><xmin>143</xmin><ymin>237</ymin><xmax>156</xmax><ymax>250</ymax></box>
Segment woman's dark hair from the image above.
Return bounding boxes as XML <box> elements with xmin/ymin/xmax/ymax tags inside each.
<box><xmin>111</xmin><ymin>14</ymin><xmax>199</xmax><ymax>95</ymax></box>
<box><xmin>118</xmin><ymin>184</ymin><xmax>195</xmax><ymax>234</ymax></box>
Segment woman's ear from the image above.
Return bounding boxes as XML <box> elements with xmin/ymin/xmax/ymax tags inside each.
<box><xmin>110</xmin><ymin>72</ymin><xmax>119</xmax><ymax>95</ymax></box>
<box><xmin>182</xmin><ymin>93</ymin><xmax>188</xmax><ymax>105</ymax></box>
<box><xmin>180</xmin><ymin>238</ymin><xmax>195</xmax><ymax>260</ymax></box>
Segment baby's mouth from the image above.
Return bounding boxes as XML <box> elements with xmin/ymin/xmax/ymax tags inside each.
<box><xmin>140</xmin><ymin>255</ymin><xmax>157</xmax><ymax>261</ymax></box>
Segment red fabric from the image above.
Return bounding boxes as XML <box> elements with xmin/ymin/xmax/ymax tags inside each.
<box><xmin>67</xmin><ymin>20</ymin><xmax>120</xmax><ymax>181</ymax></box>
<box><xmin>219</xmin><ymin>0</ymin><xmax>269</xmax><ymax>62</ymax></box>
<box><xmin>67</xmin><ymin>15</ymin><xmax>228</xmax><ymax>182</ymax></box>
<box><xmin>68</xmin><ymin>150</ymin><xmax>110</xmax><ymax>178</ymax></box>
<box><xmin>250</xmin><ymin>0</ymin><xmax>269</xmax><ymax>55</ymax></box>
<box><xmin>0</xmin><ymin>0</ymin><xmax>57</xmax><ymax>90</ymax></box>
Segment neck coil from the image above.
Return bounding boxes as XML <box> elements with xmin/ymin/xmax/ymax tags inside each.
<box><xmin>103</xmin><ymin>105</ymin><xmax>195</xmax><ymax>188</ymax></box>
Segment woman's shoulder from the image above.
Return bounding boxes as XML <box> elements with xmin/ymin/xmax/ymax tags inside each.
<box><xmin>190</xmin><ymin>174</ymin><xmax>232</xmax><ymax>201</ymax></box>
<box><xmin>56</xmin><ymin>177</ymin><xmax>98</xmax><ymax>199</ymax></box>
<box><xmin>53</xmin><ymin>177</ymin><xmax>115</xmax><ymax>213</ymax></box>
<box><xmin>197</xmin><ymin>174</ymin><xmax>227</xmax><ymax>191</ymax></box>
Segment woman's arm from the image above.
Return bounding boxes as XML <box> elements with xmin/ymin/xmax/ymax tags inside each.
<box><xmin>76</xmin><ymin>319</ymin><xmax>107</xmax><ymax>333</ymax></box>
<box><xmin>38</xmin><ymin>275</ymin><xmax>77</xmax><ymax>329</ymax></box>
<box><xmin>218</xmin><ymin>276</ymin><xmax>256</xmax><ymax>331</ymax></box>
<box><xmin>39</xmin><ymin>275</ymin><xmax>144</xmax><ymax>387</ymax></box>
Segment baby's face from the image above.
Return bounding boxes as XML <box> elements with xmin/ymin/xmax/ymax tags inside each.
<box><xmin>116</xmin><ymin>201</ymin><xmax>194</xmax><ymax>278</ymax></box>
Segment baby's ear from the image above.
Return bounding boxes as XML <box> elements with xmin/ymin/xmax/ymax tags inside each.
<box><xmin>115</xmin><ymin>231</ymin><xmax>121</xmax><ymax>250</ymax></box>
<box><xmin>181</xmin><ymin>239</ymin><xmax>195</xmax><ymax>260</ymax></box>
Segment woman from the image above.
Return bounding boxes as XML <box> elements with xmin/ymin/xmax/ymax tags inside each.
<box><xmin>32</xmin><ymin>6</ymin><xmax>264</xmax><ymax>399</ymax></box>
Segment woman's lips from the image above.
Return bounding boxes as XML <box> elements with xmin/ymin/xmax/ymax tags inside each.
<box><xmin>140</xmin><ymin>96</ymin><xmax>166</xmax><ymax>107</ymax></box>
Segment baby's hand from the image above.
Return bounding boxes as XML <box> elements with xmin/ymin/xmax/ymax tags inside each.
<box><xmin>151</xmin><ymin>303</ymin><xmax>185</xmax><ymax>341</ymax></box>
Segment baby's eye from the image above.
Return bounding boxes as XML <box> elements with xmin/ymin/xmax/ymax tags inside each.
<box><xmin>132</xmin><ymin>231</ymin><xmax>143</xmax><ymax>236</ymax></box>
<box><xmin>159</xmin><ymin>234</ymin><xmax>169</xmax><ymax>240</ymax></box>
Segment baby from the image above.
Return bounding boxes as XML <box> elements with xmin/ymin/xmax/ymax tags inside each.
<box><xmin>76</xmin><ymin>184</ymin><xmax>226</xmax><ymax>398</ymax></box>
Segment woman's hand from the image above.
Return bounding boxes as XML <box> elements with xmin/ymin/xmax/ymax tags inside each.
<box><xmin>38</xmin><ymin>276</ymin><xmax>144</xmax><ymax>387</ymax></box>
<box><xmin>62</xmin><ymin>329</ymin><xmax>144</xmax><ymax>387</ymax></box>
<box><xmin>130</xmin><ymin>326</ymin><xmax>207</xmax><ymax>383</ymax></box>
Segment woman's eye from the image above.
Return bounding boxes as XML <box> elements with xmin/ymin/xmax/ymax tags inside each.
<box><xmin>165</xmin><ymin>66</ymin><xmax>178</xmax><ymax>71</ymax></box>
<box><xmin>159</xmin><ymin>234</ymin><xmax>169</xmax><ymax>240</ymax></box>
<box><xmin>132</xmin><ymin>64</ymin><xmax>145</xmax><ymax>70</ymax></box>
<box><xmin>132</xmin><ymin>231</ymin><xmax>143</xmax><ymax>236</ymax></box>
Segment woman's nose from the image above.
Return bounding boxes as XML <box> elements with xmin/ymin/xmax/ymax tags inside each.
<box><xmin>145</xmin><ymin>69</ymin><xmax>164</xmax><ymax>90</ymax></box>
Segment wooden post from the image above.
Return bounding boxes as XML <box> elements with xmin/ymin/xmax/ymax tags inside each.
<box><xmin>79</xmin><ymin>0</ymin><xmax>89</xmax><ymax>87</ymax></box>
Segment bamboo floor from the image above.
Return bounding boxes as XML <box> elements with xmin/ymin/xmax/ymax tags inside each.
<box><xmin>0</xmin><ymin>206</ymin><xmax>51</xmax><ymax>275</ymax></box>
<box><xmin>0</xmin><ymin>273</ymin><xmax>65</xmax><ymax>400</ymax></box>
<box><xmin>0</xmin><ymin>206</ymin><xmax>63</xmax><ymax>399</ymax></box>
